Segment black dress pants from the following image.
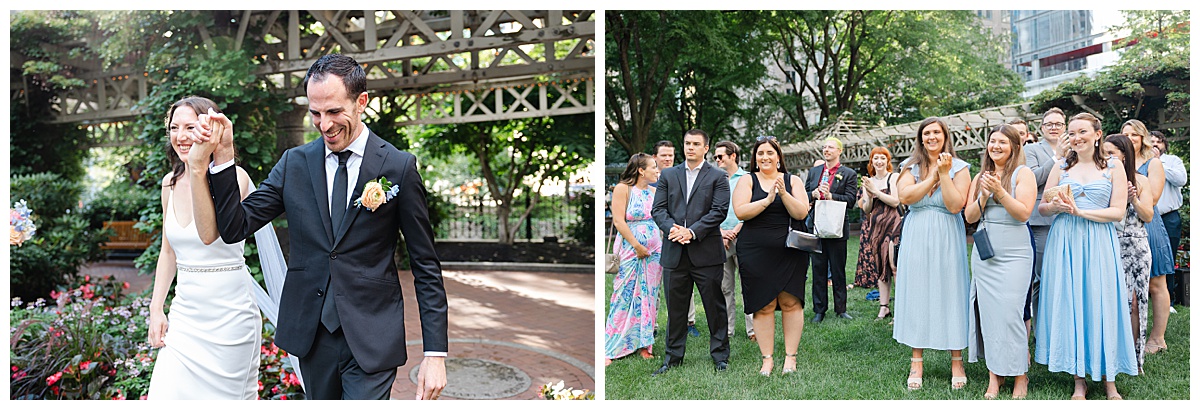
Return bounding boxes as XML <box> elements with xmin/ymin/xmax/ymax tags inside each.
<box><xmin>810</xmin><ymin>238</ymin><xmax>848</xmax><ymax>315</ymax></box>
<box><xmin>663</xmin><ymin>246</ymin><xmax>729</xmax><ymax>366</ymax></box>
<box><xmin>299</xmin><ymin>326</ymin><xmax>398</xmax><ymax>400</ymax></box>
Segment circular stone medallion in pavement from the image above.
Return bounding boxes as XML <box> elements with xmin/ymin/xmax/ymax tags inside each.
<box><xmin>409</xmin><ymin>357</ymin><xmax>531</xmax><ymax>399</ymax></box>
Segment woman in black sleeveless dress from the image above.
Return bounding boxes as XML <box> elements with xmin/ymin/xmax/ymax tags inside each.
<box><xmin>733</xmin><ymin>137</ymin><xmax>811</xmax><ymax>376</ymax></box>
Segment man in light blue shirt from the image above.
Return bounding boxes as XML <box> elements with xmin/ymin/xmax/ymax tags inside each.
<box><xmin>714</xmin><ymin>141</ymin><xmax>754</xmax><ymax>340</ymax></box>
<box><xmin>1151</xmin><ymin>132</ymin><xmax>1185</xmax><ymax>305</ymax></box>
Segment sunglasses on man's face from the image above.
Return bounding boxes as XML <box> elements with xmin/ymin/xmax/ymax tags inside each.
<box><xmin>757</xmin><ymin>135</ymin><xmax>777</xmax><ymax>142</ymax></box>
<box><xmin>714</xmin><ymin>154</ymin><xmax>726</xmax><ymax>161</ymax></box>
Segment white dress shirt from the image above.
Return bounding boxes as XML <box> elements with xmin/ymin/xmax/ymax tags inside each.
<box><xmin>684</xmin><ymin>160</ymin><xmax>703</xmax><ymax>204</ymax></box>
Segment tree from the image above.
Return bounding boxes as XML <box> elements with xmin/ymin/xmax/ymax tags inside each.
<box><xmin>9</xmin><ymin>11</ymin><xmax>96</xmax><ymax>181</ymax></box>
<box><xmin>1110</xmin><ymin>10</ymin><xmax>1190</xmax><ymax>66</ymax></box>
<box><xmin>417</xmin><ymin>114</ymin><xmax>592</xmax><ymax>244</ymax></box>
<box><xmin>749</xmin><ymin>10</ymin><xmax>1022</xmax><ymax>137</ymax></box>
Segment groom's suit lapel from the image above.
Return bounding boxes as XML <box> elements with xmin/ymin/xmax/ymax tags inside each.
<box><xmin>306</xmin><ymin>142</ymin><xmax>335</xmax><ymax>245</ymax></box>
<box><xmin>333</xmin><ymin>132</ymin><xmax>388</xmax><ymax>249</ymax></box>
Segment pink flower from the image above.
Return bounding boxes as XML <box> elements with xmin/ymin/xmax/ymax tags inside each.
<box><xmin>80</xmin><ymin>361</ymin><xmax>93</xmax><ymax>370</ymax></box>
<box><xmin>46</xmin><ymin>371</ymin><xmax>63</xmax><ymax>386</ymax></box>
<box><xmin>84</xmin><ymin>275</ymin><xmax>91</xmax><ymax>282</ymax></box>
<box><xmin>279</xmin><ymin>396</ymin><xmax>289</xmax><ymax>401</ymax></box>
<box><xmin>140</xmin><ymin>395</ymin><xmax>147</xmax><ymax>400</ymax></box>
<box><xmin>123</xmin><ymin>282</ymin><xmax>130</xmax><ymax>289</ymax></box>
<box><xmin>258</xmin><ymin>381</ymin><xmax>264</xmax><ymax>391</ymax></box>
<box><xmin>272</xmin><ymin>386</ymin><xmax>280</xmax><ymax>394</ymax></box>
<box><xmin>11</xmin><ymin>365</ymin><xmax>17</xmax><ymax>373</ymax></box>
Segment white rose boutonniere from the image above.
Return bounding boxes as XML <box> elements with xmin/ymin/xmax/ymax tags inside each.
<box><xmin>353</xmin><ymin>177</ymin><xmax>401</xmax><ymax>212</ymax></box>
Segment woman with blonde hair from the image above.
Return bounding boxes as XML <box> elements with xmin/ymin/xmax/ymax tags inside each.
<box><xmin>1121</xmin><ymin>119</ymin><xmax>1174</xmax><ymax>355</ymax></box>
<box><xmin>1035</xmin><ymin>113</ymin><xmax>1137</xmax><ymax>399</ymax></box>
<box><xmin>963</xmin><ymin>124</ymin><xmax>1036</xmax><ymax>399</ymax></box>
<box><xmin>854</xmin><ymin>146</ymin><xmax>903</xmax><ymax>320</ymax></box>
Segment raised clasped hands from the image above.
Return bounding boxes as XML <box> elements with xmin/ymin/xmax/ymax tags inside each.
<box><xmin>188</xmin><ymin>108</ymin><xmax>234</xmax><ymax>164</ymax></box>
<box><xmin>774</xmin><ymin>176</ymin><xmax>788</xmax><ymax>199</ymax></box>
<box><xmin>1050</xmin><ymin>189</ymin><xmax>1077</xmax><ymax>215</ymax></box>
<box><xmin>1127</xmin><ymin>181</ymin><xmax>1139</xmax><ymax>204</ymax></box>
<box><xmin>936</xmin><ymin>152</ymin><xmax>953</xmax><ymax>175</ymax></box>
<box><xmin>980</xmin><ymin>172</ymin><xmax>1003</xmax><ymax>199</ymax></box>
<box><xmin>667</xmin><ymin>224</ymin><xmax>693</xmax><ymax>244</ymax></box>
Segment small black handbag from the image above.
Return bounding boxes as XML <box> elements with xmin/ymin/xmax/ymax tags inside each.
<box><xmin>972</xmin><ymin>197</ymin><xmax>995</xmax><ymax>261</ymax></box>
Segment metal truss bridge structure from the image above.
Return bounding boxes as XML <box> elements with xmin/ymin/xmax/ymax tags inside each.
<box><xmin>781</xmin><ymin>101</ymin><xmax>1190</xmax><ymax>170</ymax></box>
<box><xmin>14</xmin><ymin>10</ymin><xmax>595</xmax><ymax>147</ymax></box>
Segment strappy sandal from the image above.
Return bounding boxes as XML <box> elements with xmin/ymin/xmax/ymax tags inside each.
<box><xmin>950</xmin><ymin>356</ymin><xmax>967</xmax><ymax>389</ymax></box>
<box><xmin>759</xmin><ymin>355</ymin><xmax>773</xmax><ymax>376</ymax></box>
<box><xmin>907</xmin><ymin>357</ymin><xmax>923</xmax><ymax>390</ymax></box>
<box><xmin>1146</xmin><ymin>342</ymin><xmax>1168</xmax><ymax>354</ymax></box>
<box><xmin>877</xmin><ymin>303</ymin><xmax>891</xmax><ymax>320</ymax></box>
<box><xmin>782</xmin><ymin>353</ymin><xmax>797</xmax><ymax>375</ymax></box>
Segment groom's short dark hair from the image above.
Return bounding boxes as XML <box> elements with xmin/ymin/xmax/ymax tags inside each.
<box><xmin>304</xmin><ymin>54</ymin><xmax>367</xmax><ymax>98</ymax></box>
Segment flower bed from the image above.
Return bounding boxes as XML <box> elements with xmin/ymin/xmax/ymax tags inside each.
<box><xmin>10</xmin><ymin>274</ymin><xmax>304</xmax><ymax>399</ymax></box>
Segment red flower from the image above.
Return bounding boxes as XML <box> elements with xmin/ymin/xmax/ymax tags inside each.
<box><xmin>46</xmin><ymin>371</ymin><xmax>63</xmax><ymax>386</ymax></box>
<box><xmin>10</xmin><ymin>365</ymin><xmax>17</xmax><ymax>373</ymax></box>
<box><xmin>272</xmin><ymin>386</ymin><xmax>280</xmax><ymax>394</ymax></box>
<box><xmin>123</xmin><ymin>282</ymin><xmax>130</xmax><ymax>289</ymax></box>
<box><xmin>80</xmin><ymin>360</ymin><xmax>93</xmax><ymax>370</ymax></box>
<box><xmin>258</xmin><ymin>381</ymin><xmax>264</xmax><ymax>391</ymax></box>
<box><xmin>279</xmin><ymin>396</ymin><xmax>289</xmax><ymax>400</ymax></box>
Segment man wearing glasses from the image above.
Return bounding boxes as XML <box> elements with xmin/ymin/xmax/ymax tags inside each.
<box><xmin>1022</xmin><ymin>107</ymin><xmax>1068</xmax><ymax>335</ymax></box>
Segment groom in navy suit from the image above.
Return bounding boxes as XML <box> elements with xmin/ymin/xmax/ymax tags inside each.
<box><xmin>188</xmin><ymin>54</ymin><xmax>448</xmax><ymax>400</ymax></box>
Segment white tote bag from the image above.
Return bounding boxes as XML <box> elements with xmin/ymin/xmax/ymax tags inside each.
<box><xmin>814</xmin><ymin>199</ymin><xmax>846</xmax><ymax>239</ymax></box>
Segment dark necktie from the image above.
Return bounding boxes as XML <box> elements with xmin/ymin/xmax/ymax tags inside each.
<box><xmin>322</xmin><ymin>150</ymin><xmax>352</xmax><ymax>332</ymax></box>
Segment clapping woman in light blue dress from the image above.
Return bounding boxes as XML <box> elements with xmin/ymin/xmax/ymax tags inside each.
<box><xmin>1034</xmin><ymin>113</ymin><xmax>1137</xmax><ymax>400</ymax></box>
<box><xmin>892</xmin><ymin>117</ymin><xmax>972</xmax><ymax>391</ymax></box>
<box><xmin>963</xmin><ymin>125</ymin><xmax>1037</xmax><ymax>399</ymax></box>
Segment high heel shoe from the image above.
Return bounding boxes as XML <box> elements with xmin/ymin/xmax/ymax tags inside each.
<box><xmin>782</xmin><ymin>354</ymin><xmax>797</xmax><ymax>375</ymax></box>
<box><xmin>759</xmin><ymin>355</ymin><xmax>773</xmax><ymax>376</ymax></box>
<box><xmin>876</xmin><ymin>304</ymin><xmax>892</xmax><ymax>320</ymax></box>
<box><xmin>950</xmin><ymin>356</ymin><xmax>967</xmax><ymax>390</ymax></box>
<box><xmin>907</xmin><ymin>357</ymin><xmax>923</xmax><ymax>390</ymax></box>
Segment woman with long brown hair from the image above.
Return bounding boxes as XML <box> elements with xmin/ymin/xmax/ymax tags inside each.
<box><xmin>1034</xmin><ymin>113</ymin><xmax>1137</xmax><ymax>399</ymax></box>
<box><xmin>147</xmin><ymin>96</ymin><xmax>261</xmax><ymax>399</ymax></box>
<box><xmin>892</xmin><ymin>117</ymin><xmax>972</xmax><ymax>391</ymax></box>
<box><xmin>963</xmin><ymin>124</ymin><xmax>1037</xmax><ymax>399</ymax></box>
<box><xmin>604</xmin><ymin>153</ymin><xmax>663</xmax><ymax>365</ymax></box>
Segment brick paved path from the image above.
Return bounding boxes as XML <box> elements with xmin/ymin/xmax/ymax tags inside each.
<box><xmin>79</xmin><ymin>260</ymin><xmax>596</xmax><ymax>400</ymax></box>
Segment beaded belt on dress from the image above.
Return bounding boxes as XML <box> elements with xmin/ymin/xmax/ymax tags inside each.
<box><xmin>177</xmin><ymin>263</ymin><xmax>245</xmax><ymax>273</ymax></box>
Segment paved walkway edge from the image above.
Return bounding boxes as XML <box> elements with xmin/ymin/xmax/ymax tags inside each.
<box><xmin>407</xmin><ymin>338</ymin><xmax>595</xmax><ymax>378</ymax></box>
<box><xmin>441</xmin><ymin>262</ymin><xmax>594</xmax><ymax>274</ymax></box>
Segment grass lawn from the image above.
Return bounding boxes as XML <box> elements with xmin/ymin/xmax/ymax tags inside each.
<box><xmin>603</xmin><ymin>237</ymin><xmax>1191</xmax><ymax>400</ymax></box>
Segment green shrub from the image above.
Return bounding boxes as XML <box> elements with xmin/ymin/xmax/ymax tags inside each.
<box><xmin>9</xmin><ymin>173</ymin><xmax>108</xmax><ymax>301</ymax></box>
<box><xmin>567</xmin><ymin>190</ymin><xmax>595</xmax><ymax>245</ymax></box>
<box><xmin>82</xmin><ymin>183</ymin><xmax>158</xmax><ymax>229</ymax></box>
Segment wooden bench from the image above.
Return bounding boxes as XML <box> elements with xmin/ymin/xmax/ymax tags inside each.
<box><xmin>101</xmin><ymin>221</ymin><xmax>154</xmax><ymax>250</ymax></box>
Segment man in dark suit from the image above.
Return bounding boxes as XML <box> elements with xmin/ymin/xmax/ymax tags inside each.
<box><xmin>188</xmin><ymin>54</ymin><xmax>447</xmax><ymax>400</ymax></box>
<box><xmin>650</xmin><ymin>129</ymin><xmax>731</xmax><ymax>375</ymax></box>
<box><xmin>1023</xmin><ymin>107</ymin><xmax>1067</xmax><ymax>334</ymax></box>
<box><xmin>805</xmin><ymin>137</ymin><xmax>859</xmax><ymax>323</ymax></box>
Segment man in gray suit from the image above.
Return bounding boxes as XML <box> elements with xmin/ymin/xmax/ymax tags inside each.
<box><xmin>1022</xmin><ymin>107</ymin><xmax>1069</xmax><ymax>334</ymax></box>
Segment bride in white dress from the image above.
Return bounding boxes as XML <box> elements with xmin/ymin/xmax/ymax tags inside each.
<box><xmin>147</xmin><ymin>97</ymin><xmax>261</xmax><ymax>399</ymax></box>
